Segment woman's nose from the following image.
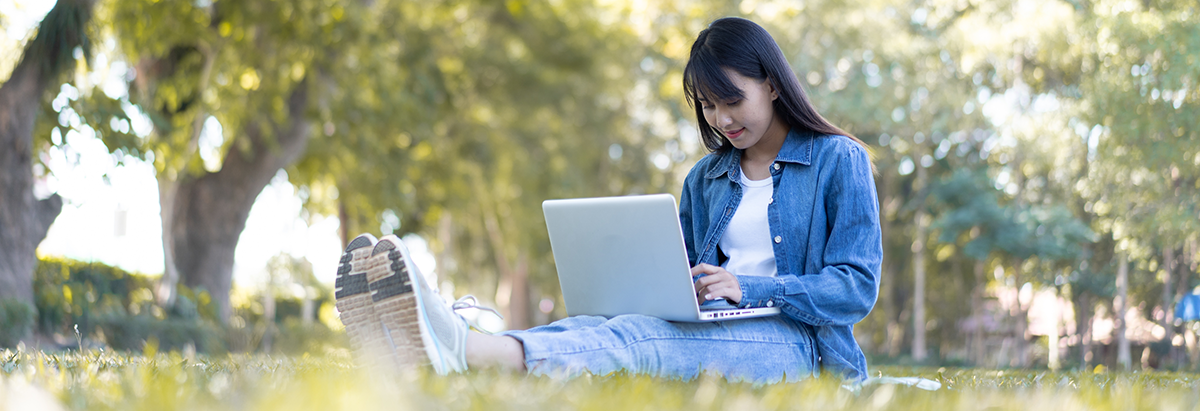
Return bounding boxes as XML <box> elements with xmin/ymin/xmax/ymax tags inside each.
<box><xmin>715</xmin><ymin>109</ymin><xmax>732</xmax><ymax>127</ymax></box>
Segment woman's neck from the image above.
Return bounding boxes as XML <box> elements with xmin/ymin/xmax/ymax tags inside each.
<box><xmin>740</xmin><ymin>118</ymin><xmax>789</xmax><ymax>180</ymax></box>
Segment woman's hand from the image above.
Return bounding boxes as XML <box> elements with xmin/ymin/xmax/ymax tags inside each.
<box><xmin>691</xmin><ymin>263</ymin><xmax>742</xmax><ymax>305</ymax></box>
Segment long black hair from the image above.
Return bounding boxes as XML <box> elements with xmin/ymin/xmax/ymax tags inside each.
<box><xmin>683</xmin><ymin>17</ymin><xmax>870</xmax><ymax>156</ymax></box>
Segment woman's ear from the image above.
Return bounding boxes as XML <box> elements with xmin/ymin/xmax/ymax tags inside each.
<box><xmin>766</xmin><ymin>78</ymin><xmax>779</xmax><ymax>100</ymax></box>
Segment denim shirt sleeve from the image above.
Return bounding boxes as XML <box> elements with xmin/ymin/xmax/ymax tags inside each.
<box><xmin>736</xmin><ymin>142</ymin><xmax>881</xmax><ymax>327</ymax></box>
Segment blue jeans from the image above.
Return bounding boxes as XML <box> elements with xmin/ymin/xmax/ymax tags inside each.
<box><xmin>500</xmin><ymin>314</ymin><xmax>817</xmax><ymax>383</ymax></box>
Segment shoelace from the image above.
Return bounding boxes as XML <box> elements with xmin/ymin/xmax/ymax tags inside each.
<box><xmin>450</xmin><ymin>295</ymin><xmax>504</xmax><ymax>334</ymax></box>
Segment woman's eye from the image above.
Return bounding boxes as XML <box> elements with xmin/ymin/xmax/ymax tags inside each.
<box><xmin>726</xmin><ymin>99</ymin><xmax>741</xmax><ymax>106</ymax></box>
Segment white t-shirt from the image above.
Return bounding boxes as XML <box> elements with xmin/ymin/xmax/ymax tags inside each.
<box><xmin>718</xmin><ymin>167</ymin><xmax>778</xmax><ymax>278</ymax></box>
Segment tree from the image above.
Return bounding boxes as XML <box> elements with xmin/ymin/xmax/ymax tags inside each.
<box><xmin>0</xmin><ymin>0</ymin><xmax>91</xmax><ymax>319</ymax></box>
<box><xmin>1019</xmin><ymin>0</ymin><xmax>1200</xmax><ymax>368</ymax></box>
<box><xmin>53</xmin><ymin>0</ymin><xmax>689</xmax><ymax>329</ymax></box>
<box><xmin>72</xmin><ymin>0</ymin><xmax>399</xmax><ymax>321</ymax></box>
<box><xmin>294</xmin><ymin>0</ymin><xmax>688</xmax><ymax>328</ymax></box>
<box><xmin>931</xmin><ymin>163</ymin><xmax>1095</xmax><ymax>365</ymax></box>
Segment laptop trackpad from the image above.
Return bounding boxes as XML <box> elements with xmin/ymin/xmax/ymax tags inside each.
<box><xmin>699</xmin><ymin>299</ymin><xmax>739</xmax><ymax>311</ymax></box>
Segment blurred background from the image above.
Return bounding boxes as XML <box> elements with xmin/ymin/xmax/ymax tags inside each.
<box><xmin>0</xmin><ymin>0</ymin><xmax>1196</xmax><ymax>372</ymax></box>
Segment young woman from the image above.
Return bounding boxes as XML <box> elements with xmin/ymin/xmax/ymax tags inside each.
<box><xmin>334</xmin><ymin>17</ymin><xmax>881</xmax><ymax>383</ymax></box>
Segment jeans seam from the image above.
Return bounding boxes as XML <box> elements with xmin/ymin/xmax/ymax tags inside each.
<box><xmin>528</xmin><ymin>336</ymin><xmax>803</xmax><ymax>360</ymax></box>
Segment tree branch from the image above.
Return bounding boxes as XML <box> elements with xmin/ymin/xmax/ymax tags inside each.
<box><xmin>30</xmin><ymin>194</ymin><xmax>63</xmax><ymax>249</ymax></box>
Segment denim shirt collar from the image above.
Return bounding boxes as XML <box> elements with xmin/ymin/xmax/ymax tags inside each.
<box><xmin>702</xmin><ymin>128</ymin><xmax>815</xmax><ymax>180</ymax></box>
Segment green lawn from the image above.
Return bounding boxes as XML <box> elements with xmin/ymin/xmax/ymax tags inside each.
<box><xmin>2</xmin><ymin>349</ymin><xmax>1198</xmax><ymax>410</ymax></box>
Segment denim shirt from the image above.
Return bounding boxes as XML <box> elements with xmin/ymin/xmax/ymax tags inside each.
<box><xmin>678</xmin><ymin>129</ymin><xmax>882</xmax><ymax>381</ymax></box>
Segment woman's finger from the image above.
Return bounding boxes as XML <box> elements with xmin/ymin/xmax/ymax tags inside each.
<box><xmin>690</xmin><ymin>265</ymin><xmax>743</xmax><ymax>303</ymax></box>
<box><xmin>696</xmin><ymin>275</ymin><xmax>734</xmax><ymax>298</ymax></box>
<box><xmin>693</xmin><ymin>271</ymin><xmax>731</xmax><ymax>293</ymax></box>
<box><xmin>690</xmin><ymin>263</ymin><xmax>722</xmax><ymax>277</ymax></box>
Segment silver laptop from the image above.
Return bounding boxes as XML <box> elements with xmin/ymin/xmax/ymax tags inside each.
<box><xmin>542</xmin><ymin>194</ymin><xmax>781</xmax><ymax>322</ymax></box>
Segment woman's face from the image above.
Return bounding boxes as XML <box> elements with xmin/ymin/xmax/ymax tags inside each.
<box><xmin>697</xmin><ymin>69</ymin><xmax>786</xmax><ymax>152</ymax></box>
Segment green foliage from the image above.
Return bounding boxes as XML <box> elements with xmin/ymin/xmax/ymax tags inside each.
<box><xmin>224</xmin><ymin>296</ymin><xmax>344</xmax><ymax>355</ymax></box>
<box><xmin>92</xmin><ymin>312</ymin><xmax>223</xmax><ymax>353</ymax></box>
<box><xmin>32</xmin><ymin>257</ymin><xmax>229</xmax><ymax>352</ymax></box>
<box><xmin>931</xmin><ymin>168</ymin><xmax>1096</xmax><ymax>265</ymax></box>
<box><xmin>0</xmin><ymin>299</ymin><xmax>35</xmax><ymax>348</ymax></box>
<box><xmin>931</xmin><ymin>169</ymin><xmax>1025</xmax><ymax>261</ymax></box>
<box><xmin>31</xmin><ymin>257</ymin><xmax>343</xmax><ymax>355</ymax></box>
<box><xmin>18</xmin><ymin>0</ymin><xmax>92</xmax><ymax>87</ymax></box>
<box><xmin>290</xmin><ymin>0</ymin><xmax>689</xmax><ymax>308</ymax></box>
<box><xmin>271</xmin><ymin>318</ymin><xmax>348</xmax><ymax>356</ymax></box>
<box><xmin>33</xmin><ymin>256</ymin><xmax>162</xmax><ymax>338</ymax></box>
<box><xmin>818</xmin><ymin>0</ymin><xmax>1198</xmax><ymax>365</ymax></box>
<box><xmin>1007</xmin><ymin>0</ymin><xmax>1200</xmax><ymax>257</ymax></box>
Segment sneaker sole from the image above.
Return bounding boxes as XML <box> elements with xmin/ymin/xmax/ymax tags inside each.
<box><xmin>334</xmin><ymin>233</ymin><xmax>386</xmax><ymax>364</ymax></box>
<box><xmin>367</xmin><ymin>237</ymin><xmax>434</xmax><ymax>370</ymax></box>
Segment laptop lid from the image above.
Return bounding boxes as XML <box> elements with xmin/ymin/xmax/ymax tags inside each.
<box><xmin>542</xmin><ymin>194</ymin><xmax>780</xmax><ymax>322</ymax></box>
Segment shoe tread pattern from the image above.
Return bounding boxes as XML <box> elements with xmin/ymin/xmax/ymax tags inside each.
<box><xmin>334</xmin><ymin>236</ymin><xmax>375</xmax><ymax>299</ymax></box>
<box><xmin>333</xmin><ymin>233</ymin><xmax>388</xmax><ymax>370</ymax></box>
<box><xmin>371</xmin><ymin>250</ymin><xmax>414</xmax><ymax>302</ymax></box>
<box><xmin>367</xmin><ymin>237</ymin><xmax>428</xmax><ymax>370</ymax></box>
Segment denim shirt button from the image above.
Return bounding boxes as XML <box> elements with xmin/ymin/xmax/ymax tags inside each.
<box><xmin>768</xmin><ymin>197</ymin><xmax>774</xmax><ymax>205</ymax></box>
<box><xmin>772</xmin><ymin>163</ymin><xmax>780</xmax><ymax>171</ymax></box>
<box><xmin>767</xmin><ymin>300</ymin><xmax>774</xmax><ymax>307</ymax></box>
<box><xmin>774</xmin><ymin>236</ymin><xmax>782</xmax><ymax>243</ymax></box>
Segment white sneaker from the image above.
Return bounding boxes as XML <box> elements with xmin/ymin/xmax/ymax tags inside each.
<box><xmin>367</xmin><ymin>235</ymin><xmax>471</xmax><ymax>375</ymax></box>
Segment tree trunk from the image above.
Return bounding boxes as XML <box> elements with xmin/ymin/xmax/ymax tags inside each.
<box><xmin>1162</xmin><ymin>246</ymin><xmax>1177</xmax><ymax>366</ymax></box>
<box><xmin>1182</xmin><ymin>238</ymin><xmax>1198</xmax><ymax>369</ymax></box>
<box><xmin>1076</xmin><ymin>292</ymin><xmax>1095</xmax><ymax>368</ymax></box>
<box><xmin>1116</xmin><ymin>252</ymin><xmax>1132</xmax><ymax>370</ymax></box>
<box><xmin>1008</xmin><ymin>152</ymin><xmax>1031</xmax><ymax>368</ymax></box>
<box><xmin>1190</xmin><ymin>237</ymin><xmax>1198</xmax><ymax>275</ymax></box>
<box><xmin>156</xmin><ymin>178</ymin><xmax>182</xmax><ymax>307</ymax></box>
<box><xmin>1011</xmin><ymin>258</ymin><xmax>1029</xmax><ymax>367</ymax></box>
<box><xmin>338</xmin><ymin>199</ymin><xmax>351</xmax><ymax>249</ymax></box>
<box><xmin>911</xmin><ymin>212</ymin><xmax>928</xmax><ymax>362</ymax></box>
<box><xmin>911</xmin><ymin>163</ymin><xmax>928</xmax><ymax>362</ymax></box>
<box><xmin>170</xmin><ymin>82</ymin><xmax>312</xmax><ymax>322</ymax></box>
<box><xmin>509</xmin><ymin>253</ymin><xmax>531</xmax><ymax>330</ymax></box>
<box><xmin>471</xmin><ymin>166</ymin><xmax>533</xmax><ymax>331</ymax></box>
<box><xmin>149</xmin><ymin>41</ymin><xmax>218</xmax><ymax>310</ymax></box>
<box><xmin>1187</xmin><ymin>327</ymin><xmax>1199</xmax><ymax>371</ymax></box>
<box><xmin>262</xmin><ymin>286</ymin><xmax>275</xmax><ymax>353</ymax></box>
<box><xmin>1048</xmin><ymin>289</ymin><xmax>1062</xmax><ymax>370</ymax></box>
<box><xmin>301</xmin><ymin>294</ymin><xmax>314</xmax><ymax>325</ymax></box>
<box><xmin>971</xmin><ymin>260</ymin><xmax>986</xmax><ymax>366</ymax></box>
<box><xmin>481</xmin><ymin>203</ymin><xmax>532</xmax><ymax>330</ymax></box>
<box><xmin>0</xmin><ymin>0</ymin><xmax>91</xmax><ymax>314</ymax></box>
<box><xmin>877</xmin><ymin>165</ymin><xmax>903</xmax><ymax>359</ymax></box>
<box><xmin>1174</xmin><ymin>241</ymin><xmax>1193</xmax><ymax>369</ymax></box>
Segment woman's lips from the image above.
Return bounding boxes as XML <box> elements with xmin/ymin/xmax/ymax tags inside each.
<box><xmin>725</xmin><ymin>128</ymin><xmax>745</xmax><ymax>139</ymax></box>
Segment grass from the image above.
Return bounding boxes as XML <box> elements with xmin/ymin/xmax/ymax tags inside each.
<box><xmin>2</xmin><ymin>348</ymin><xmax>1199</xmax><ymax>410</ymax></box>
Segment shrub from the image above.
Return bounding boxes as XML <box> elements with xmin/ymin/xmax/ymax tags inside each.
<box><xmin>32</xmin><ymin>256</ymin><xmax>347</xmax><ymax>355</ymax></box>
<box><xmin>271</xmin><ymin>318</ymin><xmax>349</xmax><ymax>355</ymax></box>
<box><xmin>94</xmin><ymin>311</ymin><xmax>225</xmax><ymax>354</ymax></box>
<box><xmin>33</xmin><ymin>257</ymin><xmax>160</xmax><ymax>338</ymax></box>
<box><xmin>0</xmin><ymin>298</ymin><xmax>35</xmax><ymax>348</ymax></box>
